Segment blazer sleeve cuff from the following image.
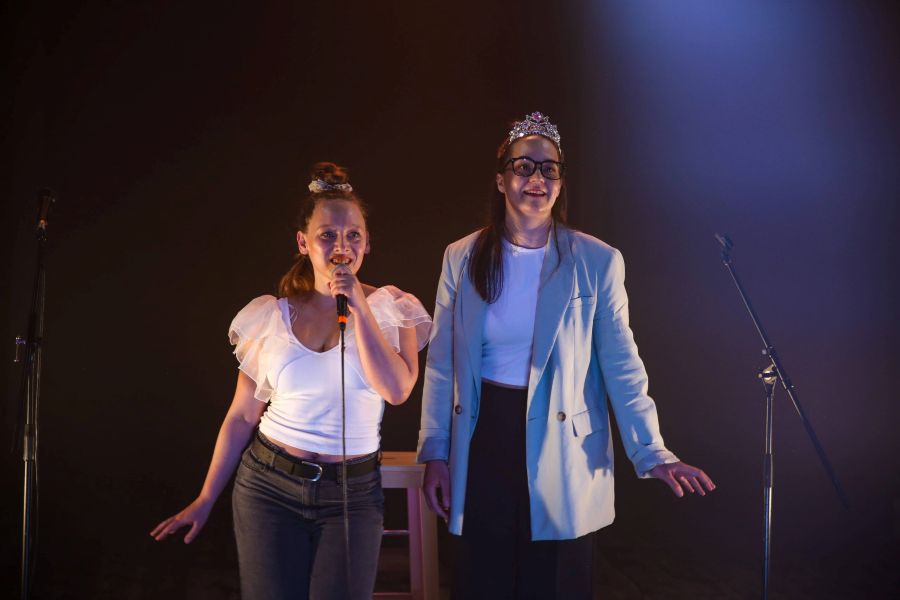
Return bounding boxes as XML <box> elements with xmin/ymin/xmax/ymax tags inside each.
<box><xmin>633</xmin><ymin>449</ymin><xmax>680</xmax><ymax>479</ymax></box>
<box><xmin>416</xmin><ymin>433</ymin><xmax>450</xmax><ymax>464</ymax></box>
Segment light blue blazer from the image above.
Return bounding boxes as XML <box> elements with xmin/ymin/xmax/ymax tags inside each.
<box><xmin>417</xmin><ymin>225</ymin><xmax>678</xmax><ymax>540</ymax></box>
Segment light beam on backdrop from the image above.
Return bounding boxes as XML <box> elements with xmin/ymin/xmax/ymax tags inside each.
<box><xmin>581</xmin><ymin>0</ymin><xmax>899</xmax><ymax>596</ymax></box>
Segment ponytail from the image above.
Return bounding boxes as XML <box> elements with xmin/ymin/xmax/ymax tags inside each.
<box><xmin>278</xmin><ymin>255</ymin><xmax>315</xmax><ymax>296</ymax></box>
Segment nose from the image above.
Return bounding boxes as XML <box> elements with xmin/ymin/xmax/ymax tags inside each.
<box><xmin>334</xmin><ymin>233</ymin><xmax>351</xmax><ymax>253</ymax></box>
<box><xmin>529</xmin><ymin>169</ymin><xmax>545</xmax><ymax>182</ymax></box>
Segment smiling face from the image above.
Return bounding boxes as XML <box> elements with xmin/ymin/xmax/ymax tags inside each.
<box><xmin>496</xmin><ymin>135</ymin><xmax>563</xmax><ymax>226</ymax></box>
<box><xmin>296</xmin><ymin>199</ymin><xmax>369</xmax><ymax>288</ymax></box>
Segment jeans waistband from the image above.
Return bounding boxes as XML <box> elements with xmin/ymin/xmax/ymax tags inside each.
<box><xmin>251</xmin><ymin>432</ymin><xmax>379</xmax><ymax>482</ymax></box>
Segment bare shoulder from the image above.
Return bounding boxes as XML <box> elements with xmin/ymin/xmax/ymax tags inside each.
<box><xmin>362</xmin><ymin>283</ymin><xmax>378</xmax><ymax>297</ymax></box>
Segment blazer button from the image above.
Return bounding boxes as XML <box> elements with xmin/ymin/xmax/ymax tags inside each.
<box><xmin>557</xmin><ymin>411</ymin><xmax>566</xmax><ymax>422</ymax></box>
<box><xmin>454</xmin><ymin>405</ymin><xmax>463</xmax><ymax>414</ymax></box>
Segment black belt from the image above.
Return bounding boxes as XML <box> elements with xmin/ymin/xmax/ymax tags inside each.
<box><xmin>250</xmin><ymin>434</ymin><xmax>378</xmax><ymax>481</ymax></box>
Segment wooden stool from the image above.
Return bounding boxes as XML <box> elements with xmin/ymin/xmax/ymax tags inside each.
<box><xmin>376</xmin><ymin>451</ymin><xmax>439</xmax><ymax>600</ymax></box>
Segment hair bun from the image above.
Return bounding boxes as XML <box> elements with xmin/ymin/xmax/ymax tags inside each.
<box><xmin>311</xmin><ymin>162</ymin><xmax>350</xmax><ymax>187</ymax></box>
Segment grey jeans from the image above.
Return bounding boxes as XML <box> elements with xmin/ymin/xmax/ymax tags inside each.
<box><xmin>232</xmin><ymin>433</ymin><xmax>384</xmax><ymax>600</ymax></box>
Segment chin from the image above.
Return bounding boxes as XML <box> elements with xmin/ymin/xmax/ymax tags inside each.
<box><xmin>525</xmin><ymin>200</ymin><xmax>553</xmax><ymax>214</ymax></box>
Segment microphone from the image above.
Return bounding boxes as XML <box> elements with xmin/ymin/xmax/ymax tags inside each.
<box><xmin>37</xmin><ymin>189</ymin><xmax>55</xmax><ymax>233</ymax></box>
<box><xmin>332</xmin><ymin>262</ymin><xmax>350</xmax><ymax>330</ymax></box>
<box><xmin>714</xmin><ymin>232</ymin><xmax>733</xmax><ymax>251</ymax></box>
<box><xmin>714</xmin><ymin>233</ymin><xmax>734</xmax><ymax>263</ymax></box>
<box><xmin>336</xmin><ymin>294</ymin><xmax>349</xmax><ymax>330</ymax></box>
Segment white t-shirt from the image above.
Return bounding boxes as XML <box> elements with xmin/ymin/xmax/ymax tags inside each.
<box><xmin>481</xmin><ymin>239</ymin><xmax>545</xmax><ymax>387</ymax></box>
<box><xmin>228</xmin><ymin>286</ymin><xmax>431</xmax><ymax>454</ymax></box>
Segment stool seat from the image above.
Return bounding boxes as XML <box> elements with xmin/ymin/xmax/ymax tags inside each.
<box><xmin>377</xmin><ymin>451</ymin><xmax>439</xmax><ymax>600</ymax></box>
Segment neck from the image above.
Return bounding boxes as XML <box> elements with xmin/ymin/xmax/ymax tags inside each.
<box><xmin>505</xmin><ymin>214</ymin><xmax>552</xmax><ymax>248</ymax></box>
<box><xmin>304</xmin><ymin>282</ymin><xmax>335</xmax><ymax>307</ymax></box>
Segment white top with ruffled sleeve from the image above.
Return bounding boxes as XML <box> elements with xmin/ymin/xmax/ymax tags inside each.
<box><xmin>228</xmin><ymin>286</ymin><xmax>432</xmax><ymax>455</ymax></box>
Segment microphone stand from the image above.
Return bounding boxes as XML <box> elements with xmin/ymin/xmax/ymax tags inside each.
<box><xmin>15</xmin><ymin>190</ymin><xmax>55</xmax><ymax>600</ymax></box>
<box><xmin>714</xmin><ymin>234</ymin><xmax>849</xmax><ymax>600</ymax></box>
<box><xmin>336</xmin><ymin>294</ymin><xmax>351</xmax><ymax>591</ymax></box>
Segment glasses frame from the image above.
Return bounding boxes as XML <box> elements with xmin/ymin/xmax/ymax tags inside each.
<box><xmin>501</xmin><ymin>156</ymin><xmax>566</xmax><ymax>180</ymax></box>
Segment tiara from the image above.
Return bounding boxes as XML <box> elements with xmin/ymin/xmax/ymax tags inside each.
<box><xmin>507</xmin><ymin>111</ymin><xmax>561</xmax><ymax>148</ymax></box>
<box><xmin>308</xmin><ymin>179</ymin><xmax>353</xmax><ymax>193</ymax></box>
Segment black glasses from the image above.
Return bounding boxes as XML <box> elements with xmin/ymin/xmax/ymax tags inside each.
<box><xmin>502</xmin><ymin>156</ymin><xmax>565</xmax><ymax>180</ymax></box>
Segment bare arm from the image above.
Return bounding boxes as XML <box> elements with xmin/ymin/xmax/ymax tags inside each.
<box><xmin>351</xmin><ymin>303</ymin><xmax>419</xmax><ymax>405</ymax></box>
<box><xmin>330</xmin><ymin>267</ymin><xmax>419</xmax><ymax>405</ymax></box>
<box><xmin>150</xmin><ymin>371</ymin><xmax>266</xmax><ymax>543</ymax></box>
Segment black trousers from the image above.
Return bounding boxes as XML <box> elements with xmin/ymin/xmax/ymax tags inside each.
<box><xmin>453</xmin><ymin>381</ymin><xmax>595</xmax><ymax>600</ymax></box>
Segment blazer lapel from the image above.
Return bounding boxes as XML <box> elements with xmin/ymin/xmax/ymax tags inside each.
<box><xmin>458</xmin><ymin>252</ymin><xmax>486</xmax><ymax>403</ymax></box>
<box><xmin>528</xmin><ymin>226</ymin><xmax>575</xmax><ymax>403</ymax></box>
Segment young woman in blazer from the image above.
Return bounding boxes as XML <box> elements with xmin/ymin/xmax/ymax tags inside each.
<box><xmin>417</xmin><ymin>113</ymin><xmax>715</xmax><ymax>599</ymax></box>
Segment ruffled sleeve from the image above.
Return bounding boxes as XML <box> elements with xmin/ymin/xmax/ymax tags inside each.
<box><xmin>227</xmin><ymin>295</ymin><xmax>291</xmax><ymax>402</ymax></box>
<box><xmin>365</xmin><ymin>286</ymin><xmax>432</xmax><ymax>352</ymax></box>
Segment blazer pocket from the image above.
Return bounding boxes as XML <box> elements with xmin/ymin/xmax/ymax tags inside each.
<box><xmin>568</xmin><ymin>295</ymin><xmax>596</xmax><ymax>308</ymax></box>
<box><xmin>571</xmin><ymin>407</ymin><xmax>605</xmax><ymax>437</ymax></box>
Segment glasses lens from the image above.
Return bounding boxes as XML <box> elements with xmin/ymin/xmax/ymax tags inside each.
<box><xmin>511</xmin><ymin>158</ymin><xmax>536</xmax><ymax>177</ymax></box>
<box><xmin>540</xmin><ymin>162</ymin><xmax>562</xmax><ymax>180</ymax></box>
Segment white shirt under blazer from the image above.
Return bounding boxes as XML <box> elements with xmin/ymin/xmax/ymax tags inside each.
<box><xmin>417</xmin><ymin>225</ymin><xmax>679</xmax><ymax>540</ymax></box>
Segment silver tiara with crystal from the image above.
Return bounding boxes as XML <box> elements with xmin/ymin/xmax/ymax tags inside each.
<box><xmin>308</xmin><ymin>179</ymin><xmax>353</xmax><ymax>194</ymax></box>
<box><xmin>507</xmin><ymin>111</ymin><xmax>561</xmax><ymax>148</ymax></box>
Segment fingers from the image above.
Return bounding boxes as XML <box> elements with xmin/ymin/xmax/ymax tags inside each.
<box><xmin>328</xmin><ymin>269</ymin><xmax>361</xmax><ymax>301</ymax></box>
<box><xmin>331</xmin><ymin>263</ymin><xmax>352</xmax><ymax>275</ymax></box>
<box><xmin>698</xmin><ymin>470</ymin><xmax>716</xmax><ymax>492</ymax></box>
<box><xmin>183</xmin><ymin>522</ymin><xmax>201</xmax><ymax>545</ymax></box>
<box><xmin>690</xmin><ymin>476</ymin><xmax>705</xmax><ymax>496</ymax></box>
<box><xmin>423</xmin><ymin>461</ymin><xmax>451</xmax><ymax>522</ymax></box>
<box><xmin>151</xmin><ymin>513</ymin><xmax>203</xmax><ymax>542</ymax></box>
<box><xmin>665</xmin><ymin>471</ymin><xmax>685</xmax><ymax>498</ymax></box>
<box><xmin>149</xmin><ymin>516</ymin><xmax>175</xmax><ymax>539</ymax></box>
<box><xmin>423</xmin><ymin>481</ymin><xmax>448</xmax><ymax>522</ymax></box>
<box><xmin>149</xmin><ymin>520</ymin><xmax>167</xmax><ymax>539</ymax></box>
<box><xmin>150</xmin><ymin>516</ymin><xmax>186</xmax><ymax>541</ymax></box>
<box><xmin>152</xmin><ymin>499</ymin><xmax>212</xmax><ymax>543</ymax></box>
<box><xmin>660</xmin><ymin>462</ymin><xmax>716</xmax><ymax>498</ymax></box>
<box><xmin>329</xmin><ymin>264</ymin><xmax>353</xmax><ymax>284</ymax></box>
<box><xmin>676</xmin><ymin>464</ymin><xmax>716</xmax><ymax>495</ymax></box>
<box><xmin>438</xmin><ymin>479</ymin><xmax>451</xmax><ymax>515</ymax></box>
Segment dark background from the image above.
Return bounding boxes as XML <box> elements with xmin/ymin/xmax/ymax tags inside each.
<box><xmin>3</xmin><ymin>1</ymin><xmax>899</xmax><ymax>598</ymax></box>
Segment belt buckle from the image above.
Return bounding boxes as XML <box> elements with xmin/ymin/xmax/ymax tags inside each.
<box><xmin>301</xmin><ymin>461</ymin><xmax>323</xmax><ymax>482</ymax></box>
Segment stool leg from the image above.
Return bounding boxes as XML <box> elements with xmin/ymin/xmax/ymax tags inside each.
<box><xmin>417</xmin><ymin>488</ymin><xmax>439</xmax><ymax>600</ymax></box>
<box><xmin>406</xmin><ymin>487</ymin><xmax>424</xmax><ymax>600</ymax></box>
<box><xmin>405</xmin><ymin>487</ymin><xmax>439</xmax><ymax>600</ymax></box>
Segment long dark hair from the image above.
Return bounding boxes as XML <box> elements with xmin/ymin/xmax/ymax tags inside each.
<box><xmin>468</xmin><ymin>136</ymin><xmax>568</xmax><ymax>303</ymax></box>
<box><xmin>278</xmin><ymin>162</ymin><xmax>369</xmax><ymax>297</ymax></box>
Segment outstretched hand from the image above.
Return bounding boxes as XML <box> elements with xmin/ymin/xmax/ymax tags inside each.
<box><xmin>150</xmin><ymin>497</ymin><xmax>213</xmax><ymax>544</ymax></box>
<box><xmin>650</xmin><ymin>461</ymin><xmax>716</xmax><ymax>498</ymax></box>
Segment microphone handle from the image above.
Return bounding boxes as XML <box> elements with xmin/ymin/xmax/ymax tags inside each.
<box><xmin>336</xmin><ymin>294</ymin><xmax>349</xmax><ymax>329</ymax></box>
